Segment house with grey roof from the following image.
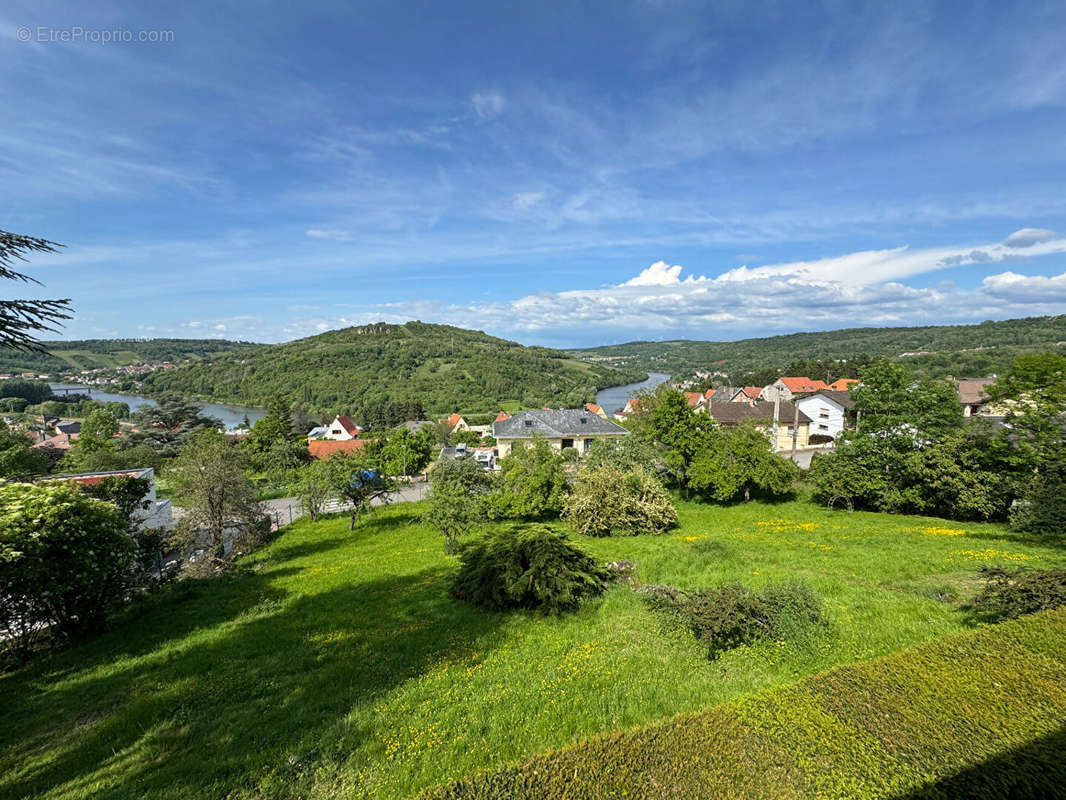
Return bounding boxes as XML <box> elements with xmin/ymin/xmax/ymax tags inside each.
<box><xmin>706</xmin><ymin>399</ymin><xmax>812</xmax><ymax>451</ymax></box>
<box><xmin>795</xmin><ymin>390</ymin><xmax>855</xmax><ymax>440</ymax></box>
<box><xmin>492</xmin><ymin>408</ymin><xmax>629</xmax><ymax>458</ymax></box>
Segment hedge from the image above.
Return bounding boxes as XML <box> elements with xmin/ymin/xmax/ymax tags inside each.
<box><xmin>422</xmin><ymin>608</ymin><xmax>1066</xmax><ymax>799</ymax></box>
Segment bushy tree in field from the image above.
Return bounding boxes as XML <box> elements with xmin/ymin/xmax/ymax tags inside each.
<box><xmin>813</xmin><ymin>359</ymin><xmax>1025</xmax><ymax>520</ymax></box>
<box><xmin>688</xmin><ymin>424</ymin><xmax>798</xmax><ymax>502</ymax></box>
<box><xmin>169</xmin><ymin>429</ymin><xmax>263</xmax><ymax>557</ymax></box>
<box><xmin>380</xmin><ymin>427</ymin><xmax>433</xmax><ymax>476</ymax></box>
<box><xmin>289</xmin><ymin>458</ymin><xmax>337</xmax><ymax>522</ymax></box>
<box><xmin>627</xmin><ymin>385</ymin><xmax>718</xmax><ymax>495</ymax></box>
<box><xmin>452</xmin><ymin>524</ymin><xmax>609</xmax><ymax>613</ymax></box>
<box><xmin>852</xmin><ymin>359</ymin><xmax>962</xmax><ymax>437</ymax></box>
<box><xmin>0</xmin><ymin>482</ymin><xmax>133</xmax><ymax>658</ymax></box>
<box><xmin>487</xmin><ymin>438</ymin><xmax>568</xmax><ymax>520</ymax></box>
<box><xmin>425</xmin><ymin>456</ymin><xmax>493</xmax><ymax>552</ymax></box>
<box><xmin>325</xmin><ymin>444</ymin><xmax>396</xmax><ymax>531</ymax></box>
<box><xmin>563</xmin><ymin>466</ymin><xmax>677</xmax><ymax>537</ymax></box>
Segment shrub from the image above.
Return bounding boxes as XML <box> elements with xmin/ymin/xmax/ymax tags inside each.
<box><xmin>487</xmin><ymin>439</ymin><xmax>568</xmax><ymax>520</ymax></box>
<box><xmin>971</xmin><ymin>566</ymin><xmax>1066</xmax><ymax>621</ymax></box>
<box><xmin>1009</xmin><ymin>460</ymin><xmax>1066</xmax><ymax>534</ymax></box>
<box><xmin>562</xmin><ymin>466</ymin><xmax>677</xmax><ymax>537</ymax></box>
<box><xmin>808</xmin><ymin>433</ymin><xmax>834</xmax><ymax>445</ymax></box>
<box><xmin>0</xmin><ymin>482</ymin><xmax>134</xmax><ymax>659</ymax></box>
<box><xmin>641</xmin><ymin>580</ymin><xmax>826</xmax><ymax>659</ymax></box>
<box><xmin>452</xmin><ymin>524</ymin><xmax>609</xmax><ymax>614</ymax></box>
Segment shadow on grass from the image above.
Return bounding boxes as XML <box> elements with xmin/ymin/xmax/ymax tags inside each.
<box><xmin>895</xmin><ymin>723</ymin><xmax>1066</xmax><ymax>799</ymax></box>
<box><xmin>0</xmin><ymin>564</ymin><xmax>503</xmax><ymax>800</ymax></box>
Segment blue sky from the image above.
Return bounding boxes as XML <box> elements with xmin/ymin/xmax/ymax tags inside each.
<box><xmin>3</xmin><ymin>1</ymin><xmax>1066</xmax><ymax>347</ymax></box>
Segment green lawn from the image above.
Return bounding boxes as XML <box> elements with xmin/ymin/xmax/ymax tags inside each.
<box><xmin>2</xmin><ymin>499</ymin><xmax>1064</xmax><ymax>800</ymax></box>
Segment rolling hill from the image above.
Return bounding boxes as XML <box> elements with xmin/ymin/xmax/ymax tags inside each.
<box><xmin>139</xmin><ymin>321</ymin><xmax>646</xmax><ymax>417</ymax></box>
<box><xmin>0</xmin><ymin>338</ymin><xmax>259</xmax><ymax>375</ymax></box>
<box><xmin>570</xmin><ymin>315</ymin><xmax>1066</xmax><ymax>382</ymax></box>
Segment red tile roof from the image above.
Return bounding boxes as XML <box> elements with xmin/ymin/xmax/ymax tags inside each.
<box><xmin>584</xmin><ymin>403</ymin><xmax>603</xmax><ymax>414</ymax></box>
<box><xmin>335</xmin><ymin>414</ymin><xmax>360</xmax><ymax>435</ymax></box>
<box><xmin>779</xmin><ymin>377</ymin><xmax>828</xmax><ymax>393</ymax></box>
<box><xmin>703</xmin><ymin>389</ymin><xmax>716</xmax><ymax>399</ymax></box>
<box><xmin>494</xmin><ymin>411</ymin><xmax>511</xmax><ymax>422</ymax></box>
<box><xmin>743</xmin><ymin>386</ymin><xmax>762</xmax><ymax>399</ymax></box>
<box><xmin>683</xmin><ymin>391</ymin><xmax>703</xmax><ymax>407</ymax></box>
<box><xmin>828</xmin><ymin>378</ymin><xmax>860</xmax><ymax>392</ymax></box>
<box><xmin>308</xmin><ymin>439</ymin><xmax>368</xmax><ymax>459</ymax></box>
<box><xmin>32</xmin><ymin>433</ymin><xmax>77</xmax><ymax>450</ymax></box>
<box><xmin>446</xmin><ymin>413</ymin><xmax>464</xmax><ymax>427</ymax></box>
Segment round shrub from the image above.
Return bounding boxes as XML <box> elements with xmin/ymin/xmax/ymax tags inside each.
<box><xmin>971</xmin><ymin>566</ymin><xmax>1066</xmax><ymax>621</ymax></box>
<box><xmin>0</xmin><ymin>482</ymin><xmax>133</xmax><ymax>651</ymax></box>
<box><xmin>452</xmin><ymin>524</ymin><xmax>609</xmax><ymax>613</ymax></box>
<box><xmin>562</xmin><ymin>466</ymin><xmax>677</xmax><ymax>537</ymax></box>
<box><xmin>640</xmin><ymin>579</ymin><xmax>827</xmax><ymax>659</ymax></box>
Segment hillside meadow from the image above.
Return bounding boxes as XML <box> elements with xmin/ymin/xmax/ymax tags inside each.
<box><xmin>3</xmin><ymin>499</ymin><xmax>1065</xmax><ymax>799</ymax></box>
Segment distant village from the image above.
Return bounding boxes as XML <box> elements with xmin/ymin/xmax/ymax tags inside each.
<box><xmin>300</xmin><ymin>372</ymin><xmax>1000</xmax><ymax>471</ymax></box>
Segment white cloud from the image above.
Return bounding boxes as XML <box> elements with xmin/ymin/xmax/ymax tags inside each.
<box><xmin>215</xmin><ymin>324</ymin><xmax>227</xmax><ymax>331</ymax></box>
<box><xmin>981</xmin><ymin>271</ymin><xmax>1066</xmax><ymax>302</ymax></box>
<box><xmin>306</xmin><ymin>228</ymin><xmax>351</xmax><ymax>241</ymax></box>
<box><xmin>622</xmin><ymin>261</ymin><xmax>689</xmax><ymax>286</ymax></box>
<box><xmin>1003</xmin><ymin>228</ymin><xmax>1061</xmax><ymax>248</ymax></box>
<box><xmin>471</xmin><ymin>90</ymin><xmax>504</xmax><ymax>118</ymax></box>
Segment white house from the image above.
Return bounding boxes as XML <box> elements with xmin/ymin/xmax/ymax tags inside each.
<box><xmin>794</xmin><ymin>390</ymin><xmax>854</xmax><ymax>440</ymax></box>
<box><xmin>322</xmin><ymin>415</ymin><xmax>361</xmax><ymax>441</ymax></box>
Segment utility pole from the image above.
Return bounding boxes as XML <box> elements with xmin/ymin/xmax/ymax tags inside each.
<box><xmin>791</xmin><ymin>402</ymin><xmax>799</xmax><ymax>456</ymax></box>
<box><xmin>772</xmin><ymin>396</ymin><xmax>780</xmax><ymax>453</ymax></box>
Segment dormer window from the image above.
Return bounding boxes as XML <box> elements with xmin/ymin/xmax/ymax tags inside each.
<box><xmin>580</xmin><ymin>417</ymin><xmax>587</xmax><ymax>424</ymax></box>
<box><xmin>524</xmin><ymin>420</ymin><xmax>533</xmax><ymax>428</ymax></box>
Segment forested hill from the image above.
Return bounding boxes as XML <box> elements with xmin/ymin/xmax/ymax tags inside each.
<box><xmin>0</xmin><ymin>338</ymin><xmax>259</xmax><ymax>375</ymax></box>
<box><xmin>570</xmin><ymin>315</ymin><xmax>1066</xmax><ymax>381</ymax></box>
<box><xmin>140</xmin><ymin>321</ymin><xmax>646</xmax><ymax>417</ymax></box>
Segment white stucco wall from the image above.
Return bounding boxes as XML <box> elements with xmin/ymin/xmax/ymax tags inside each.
<box><xmin>796</xmin><ymin>395</ymin><xmax>846</xmax><ymax>438</ymax></box>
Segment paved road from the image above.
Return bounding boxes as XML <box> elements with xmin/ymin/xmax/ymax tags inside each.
<box><xmin>261</xmin><ymin>483</ymin><xmax>429</xmax><ymax>529</ymax></box>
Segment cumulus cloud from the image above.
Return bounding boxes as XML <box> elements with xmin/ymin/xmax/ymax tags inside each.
<box><xmin>472</xmin><ymin>91</ymin><xmax>504</xmax><ymax>118</ymax></box>
<box><xmin>306</xmin><ymin>228</ymin><xmax>350</xmax><ymax>241</ymax></box>
<box><xmin>981</xmin><ymin>270</ymin><xmax>1066</xmax><ymax>302</ymax></box>
<box><xmin>1003</xmin><ymin>228</ymin><xmax>1061</xmax><ymax>248</ymax></box>
<box><xmin>622</xmin><ymin>261</ymin><xmax>690</xmax><ymax>286</ymax></box>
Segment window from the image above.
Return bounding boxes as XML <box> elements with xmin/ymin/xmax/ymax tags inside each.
<box><xmin>580</xmin><ymin>417</ymin><xmax>587</xmax><ymax>424</ymax></box>
<box><xmin>524</xmin><ymin>420</ymin><xmax>533</xmax><ymax>428</ymax></box>
<box><xmin>819</xmin><ymin>423</ymin><xmax>828</xmax><ymax>431</ymax></box>
<box><xmin>819</xmin><ymin>412</ymin><xmax>829</xmax><ymax>419</ymax></box>
<box><xmin>583</xmin><ymin>438</ymin><xmax>592</xmax><ymax>452</ymax></box>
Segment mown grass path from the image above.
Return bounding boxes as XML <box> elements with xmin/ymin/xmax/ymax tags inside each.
<box><xmin>2</xmin><ymin>500</ymin><xmax>1064</xmax><ymax>799</ymax></box>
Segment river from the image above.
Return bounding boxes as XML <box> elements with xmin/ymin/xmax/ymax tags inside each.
<box><xmin>594</xmin><ymin>372</ymin><xmax>671</xmax><ymax>415</ymax></box>
<box><xmin>49</xmin><ymin>384</ymin><xmax>265</xmax><ymax>430</ymax></box>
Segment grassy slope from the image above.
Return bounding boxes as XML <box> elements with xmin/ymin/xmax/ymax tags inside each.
<box><xmin>427</xmin><ymin>608</ymin><xmax>1066</xmax><ymax>799</ymax></box>
<box><xmin>3</xmin><ymin>501</ymin><xmax>1065</xmax><ymax>799</ymax></box>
